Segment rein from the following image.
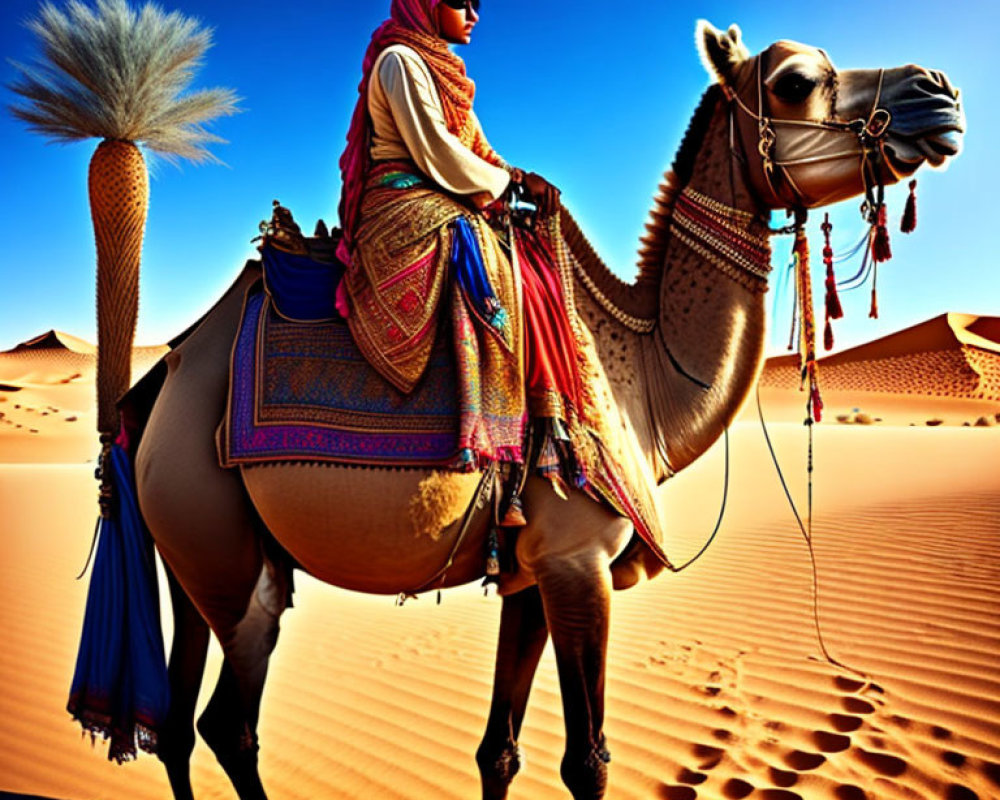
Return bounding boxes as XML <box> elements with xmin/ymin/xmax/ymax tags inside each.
<box><xmin>754</xmin><ymin>383</ymin><xmax>873</xmax><ymax>683</ymax></box>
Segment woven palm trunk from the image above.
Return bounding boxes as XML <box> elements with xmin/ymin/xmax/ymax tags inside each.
<box><xmin>89</xmin><ymin>139</ymin><xmax>148</xmax><ymax>437</ymax></box>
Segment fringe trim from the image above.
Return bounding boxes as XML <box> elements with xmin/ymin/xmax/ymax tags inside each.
<box><xmin>68</xmin><ymin>703</ymin><xmax>159</xmax><ymax>763</ymax></box>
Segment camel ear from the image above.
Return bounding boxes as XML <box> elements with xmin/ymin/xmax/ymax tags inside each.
<box><xmin>696</xmin><ymin>20</ymin><xmax>750</xmax><ymax>86</ymax></box>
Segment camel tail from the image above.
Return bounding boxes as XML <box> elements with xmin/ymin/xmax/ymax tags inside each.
<box><xmin>68</xmin><ymin>360</ymin><xmax>171</xmax><ymax>762</ymax></box>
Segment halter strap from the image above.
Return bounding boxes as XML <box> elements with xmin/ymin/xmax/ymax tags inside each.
<box><xmin>725</xmin><ymin>52</ymin><xmax>890</xmax><ymax>212</ymax></box>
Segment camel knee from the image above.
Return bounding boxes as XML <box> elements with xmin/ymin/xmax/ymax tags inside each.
<box><xmin>157</xmin><ymin>715</ymin><xmax>197</xmax><ymax>768</ymax></box>
<box><xmin>221</xmin><ymin>559</ymin><xmax>289</xmax><ymax>669</ymax></box>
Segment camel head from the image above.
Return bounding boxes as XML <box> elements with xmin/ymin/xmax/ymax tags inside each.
<box><xmin>697</xmin><ymin>21</ymin><xmax>964</xmax><ymax>209</ymax></box>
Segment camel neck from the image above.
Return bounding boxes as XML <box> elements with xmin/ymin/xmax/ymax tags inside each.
<box><xmin>668</xmin><ymin>96</ymin><xmax>773</xmax><ymax>292</ymax></box>
<box><xmin>668</xmin><ymin>187</ymin><xmax>771</xmax><ymax>294</ymax></box>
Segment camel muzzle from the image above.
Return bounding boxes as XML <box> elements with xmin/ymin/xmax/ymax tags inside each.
<box><xmin>881</xmin><ymin>66</ymin><xmax>964</xmax><ymax>171</ymax></box>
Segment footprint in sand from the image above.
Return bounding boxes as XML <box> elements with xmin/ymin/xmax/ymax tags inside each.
<box><xmin>829</xmin><ymin>713</ymin><xmax>864</xmax><ymax>732</ymax></box>
<box><xmin>675</xmin><ymin>767</ymin><xmax>708</xmax><ymax>786</ymax></box>
<box><xmin>721</xmin><ymin>777</ymin><xmax>754</xmax><ymax>798</ymax></box>
<box><xmin>931</xmin><ymin>724</ymin><xmax>953</xmax><ymax>740</ymax></box>
<box><xmin>944</xmin><ymin>785</ymin><xmax>979</xmax><ymax>800</ymax></box>
<box><xmin>768</xmin><ymin>766</ymin><xmax>798</xmax><ymax>787</ymax></box>
<box><xmin>842</xmin><ymin>695</ymin><xmax>877</xmax><ymax>715</ymax></box>
<box><xmin>853</xmin><ymin>747</ymin><xmax>907</xmax><ymax>777</ymax></box>
<box><xmin>784</xmin><ymin>749</ymin><xmax>827</xmax><ymax>771</ymax></box>
<box><xmin>833</xmin><ymin>787</ymin><xmax>868</xmax><ymax>800</ymax></box>
<box><xmin>942</xmin><ymin>750</ymin><xmax>966</xmax><ymax>767</ymax></box>
<box><xmin>657</xmin><ymin>785</ymin><xmax>697</xmax><ymax>800</ymax></box>
<box><xmin>692</xmin><ymin>742</ymin><xmax>726</xmax><ymax>771</ymax></box>
<box><xmin>813</xmin><ymin>730</ymin><xmax>852</xmax><ymax>753</ymax></box>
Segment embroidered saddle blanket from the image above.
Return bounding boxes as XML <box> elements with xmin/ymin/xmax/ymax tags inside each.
<box><xmin>219</xmin><ymin>287</ymin><xmax>464</xmax><ymax>468</ymax></box>
<box><xmin>218</xmin><ymin>211</ymin><xmax>672</xmax><ymax>575</ymax></box>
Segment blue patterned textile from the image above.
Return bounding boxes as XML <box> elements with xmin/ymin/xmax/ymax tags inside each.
<box><xmin>67</xmin><ymin>443</ymin><xmax>169</xmax><ymax>762</ymax></box>
<box><xmin>220</xmin><ymin>289</ymin><xmax>462</xmax><ymax>467</ymax></box>
<box><xmin>261</xmin><ymin>242</ymin><xmax>344</xmax><ymax>322</ymax></box>
<box><xmin>451</xmin><ymin>216</ymin><xmax>508</xmax><ymax>334</ymax></box>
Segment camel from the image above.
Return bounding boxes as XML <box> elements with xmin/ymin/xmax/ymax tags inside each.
<box><xmin>129</xmin><ymin>21</ymin><xmax>963</xmax><ymax>800</ymax></box>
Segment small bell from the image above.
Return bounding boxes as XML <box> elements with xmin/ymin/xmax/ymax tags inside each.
<box><xmin>500</xmin><ymin>494</ymin><xmax>527</xmax><ymax>527</ymax></box>
<box><xmin>485</xmin><ymin>529</ymin><xmax>501</xmax><ymax>578</ymax></box>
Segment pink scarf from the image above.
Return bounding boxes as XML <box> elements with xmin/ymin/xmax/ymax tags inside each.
<box><xmin>337</xmin><ymin>0</ymin><xmax>477</xmax><ymax>265</ymax></box>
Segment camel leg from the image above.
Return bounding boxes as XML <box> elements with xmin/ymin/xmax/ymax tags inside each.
<box><xmin>158</xmin><ymin>564</ymin><xmax>210</xmax><ymax>800</ymax></box>
<box><xmin>538</xmin><ymin>561</ymin><xmax>613</xmax><ymax>800</ymax></box>
<box><xmin>476</xmin><ymin>586</ymin><xmax>549</xmax><ymax>800</ymax></box>
<box><xmin>513</xmin><ymin>479</ymin><xmax>629</xmax><ymax>800</ymax></box>
<box><xmin>196</xmin><ymin>557</ymin><xmax>290</xmax><ymax>800</ymax></box>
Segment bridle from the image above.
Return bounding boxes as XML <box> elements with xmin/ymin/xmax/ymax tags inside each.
<box><xmin>723</xmin><ymin>50</ymin><xmax>892</xmax><ymax>221</ymax></box>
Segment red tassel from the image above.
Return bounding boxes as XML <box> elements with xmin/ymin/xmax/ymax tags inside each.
<box><xmin>810</xmin><ymin>383</ymin><xmax>824</xmax><ymax>423</ymax></box>
<box><xmin>820</xmin><ymin>214</ymin><xmax>841</xmax><ymax>351</ymax></box>
<box><xmin>869</xmin><ymin>264</ymin><xmax>879</xmax><ymax>319</ymax></box>
<box><xmin>872</xmin><ymin>204</ymin><xmax>892</xmax><ymax>262</ymax></box>
<box><xmin>901</xmin><ymin>179</ymin><xmax>917</xmax><ymax>233</ymax></box>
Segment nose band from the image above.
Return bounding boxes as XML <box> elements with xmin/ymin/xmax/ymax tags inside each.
<box><xmin>726</xmin><ymin>57</ymin><xmax>890</xmax><ymax>210</ymax></box>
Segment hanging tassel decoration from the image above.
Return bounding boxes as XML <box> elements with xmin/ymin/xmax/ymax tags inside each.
<box><xmin>484</xmin><ymin>528</ymin><xmax>501</xmax><ymax>583</ymax></box>
<box><xmin>793</xmin><ymin>219</ymin><xmax>822</xmax><ymax>423</ymax></box>
<box><xmin>821</xmin><ymin>214</ymin><xmax>842</xmax><ymax>351</ymax></box>
<box><xmin>901</xmin><ymin>179</ymin><xmax>917</xmax><ymax>233</ymax></box>
<box><xmin>500</xmin><ymin>494</ymin><xmax>527</xmax><ymax>528</ymax></box>
<box><xmin>869</xmin><ymin>262</ymin><xmax>879</xmax><ymax>319</ymax></box>
<box><xmin>871</xmin><ymin>204</ymin><xmax>892</xmax><ymax>263</ymax></box>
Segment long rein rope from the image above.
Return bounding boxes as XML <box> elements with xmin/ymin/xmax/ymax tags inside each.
<box><xmin>660</xmin><ymin>69</ymin><xmax>883</xmax><ymax>681</ymax></box>
<box><xmin>754</xmin><ymin>384</ymin><xmax>872</xmax><ymax>682</ymax></box>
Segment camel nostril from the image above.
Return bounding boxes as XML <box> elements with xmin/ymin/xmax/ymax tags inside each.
<box><xmin>931</xmin><ymin>70</ymin><xmax>958</xmax><ymax>99</ymax></box>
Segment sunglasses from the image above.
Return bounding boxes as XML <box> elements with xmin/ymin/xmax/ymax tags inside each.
<box><xmin>440</xmin><ymin>0</ymin><xmax>480</xmax><ymax>12</ymax></box>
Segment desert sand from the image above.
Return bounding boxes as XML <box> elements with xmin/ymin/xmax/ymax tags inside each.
<box><xmin>0</xmin><ymin>317</ymin><xmax>997</xmax><ymax>800</ymax></box>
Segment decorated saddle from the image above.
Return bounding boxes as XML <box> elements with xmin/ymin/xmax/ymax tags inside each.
<box><xmin>219</xmin><ymin>201</ymin><xmax>671</xmax><ymax>572</ymax></box>
<box><xmin>219</xmin><ymin>286</ymin><xmax>465</xmax><ymax>468</ymax></box>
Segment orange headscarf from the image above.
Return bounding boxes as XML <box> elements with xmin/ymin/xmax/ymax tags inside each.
<box><xmin>338</xmin><ymin>0</ymin><xmax>492</xmax><ymax>264</ymax></box>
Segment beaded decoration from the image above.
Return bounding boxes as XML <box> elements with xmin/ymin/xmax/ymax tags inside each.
<box><xmin>669</xmin><ymin>188</ymin><xmax>772</xmax><ymax>293</ymax></box>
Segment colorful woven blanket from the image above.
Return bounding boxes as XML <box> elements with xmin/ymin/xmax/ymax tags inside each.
<box><xmin>219</xmin><ymin>289</ymin><xmax>463</xmax><ymax>468</ymax></box>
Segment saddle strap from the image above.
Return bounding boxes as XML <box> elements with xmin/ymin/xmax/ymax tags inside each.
<box><xmin>399</xmin><ymin>461</ymin><xmax>499</xmax><ymax>601</ymax></box>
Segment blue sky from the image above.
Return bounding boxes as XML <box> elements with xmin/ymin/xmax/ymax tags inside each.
<box><xmin>1</xmin><ymin>0</ymin><xmax>997</xmax><ymax>354</ymax></box>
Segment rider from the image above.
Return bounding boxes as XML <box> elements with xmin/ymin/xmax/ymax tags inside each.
<box><xmin>337</xmin><ymin>0</ymin><xmax>578</xmax><ymax>479</ymax></box>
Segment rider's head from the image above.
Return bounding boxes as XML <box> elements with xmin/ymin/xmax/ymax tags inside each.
<box><xmin>389</xmin><ymin>0</ymin><xmax>478</xmax><ymax>44</ymax></box>
<box><xmin>435</xmin><ymin>0</ymin><xmax>480</xmax><ymax>45</ymax></box>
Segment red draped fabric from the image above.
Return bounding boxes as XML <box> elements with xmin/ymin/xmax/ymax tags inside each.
<box><xmin>515</xmin><ymin>230</ymin><xmax>584</xmax><ymax>419</ymax></box>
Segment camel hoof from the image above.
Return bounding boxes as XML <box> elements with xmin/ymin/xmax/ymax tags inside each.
<box><xmin>477</xmin><ymin>741</ymin><xmax>522</xmax><ymax>799</ymax></box>
<box><xmin>561</xmin><ymin>738</ymin><xmax>610</xmax><ymax>800</ymax></box>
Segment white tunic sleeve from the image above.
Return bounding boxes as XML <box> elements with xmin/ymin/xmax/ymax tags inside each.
<box><xmin>372</xmin><ymin>47</ymin><xmax>510</xmax><ymax>202</ymax></box>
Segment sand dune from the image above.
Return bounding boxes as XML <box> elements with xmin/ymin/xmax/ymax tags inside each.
<box><xmin>0</xmin><ymin>318</ymin><xmax>997</xmax><ymax>800</ymax></box>
<box><xmin>757</xmin><ymin>314</ymin><xmax>1000</xmax><ymax>427</ymax></box>
<box><xmin>0</xmin><ymin>332</ymin><xmax>166</xmax><ymax>463</ymax></box>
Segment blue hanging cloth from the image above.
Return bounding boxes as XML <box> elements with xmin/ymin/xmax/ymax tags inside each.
<box><xmin>67</xmin><ymin>442</ymin><xmax>169</xmax><ymax>762</ymax></box>
<box><xmin>451</xmin><ymin>216</ymin><xmax>508</xmax><ymax>334</ymax></box>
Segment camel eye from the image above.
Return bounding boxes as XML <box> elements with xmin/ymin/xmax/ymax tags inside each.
<box><xmin>773</xmin><ymin>72</ymin><xmax>817</xmax><ymax>103</ymax></box>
